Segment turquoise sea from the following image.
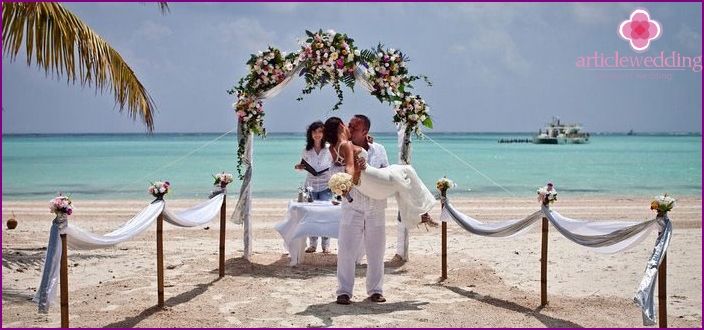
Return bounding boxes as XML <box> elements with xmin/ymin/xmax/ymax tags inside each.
<box><xmin>1</xmin><ymin>133</ymin><xmax>701</xmax><ymax>201</ymax></box>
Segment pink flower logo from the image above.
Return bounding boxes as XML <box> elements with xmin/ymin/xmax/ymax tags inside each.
<box><xmin>618</xmin><ymin>8</ymin><xmax>662</xmax><ymax>53</ymax></box>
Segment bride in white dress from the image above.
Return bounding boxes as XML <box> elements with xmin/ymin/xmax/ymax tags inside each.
<box><xmin>324</xmin><ymin>117</ymin><xmax>436</xmax><ymax>229</ymax></box>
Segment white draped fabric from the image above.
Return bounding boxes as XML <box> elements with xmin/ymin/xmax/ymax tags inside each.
<box><xmin>274</xmin><ymin>201</ymin><xmax>342</xmax><ymax>266</ymax></box>
<box><xmin>440</xmin><ymin>198</ymin><xmax>671</xmax><ymax>325</ymax></box>
<box><xmin>542</xmin><ymin>205</ymin><xmax>657</xmax><ymax>253</ymax></box>
<box><xmin>35</xmin><ymin>195</ymin><xmax>226</xmax><ymax>313</ymax></box>
<box><xmin>163</xmin><ymin>193</ymin><xmax>224</xmax><ymax>227</ymax></box>
<box><xmin>65</xmin><ymin>201</ymin><xmax>165</xmax><ymax>250</ymax></box>
<box><xmin>441</xmin><ymin>206</ymin><xmax>542</xmax><ymax>238</ymax></box>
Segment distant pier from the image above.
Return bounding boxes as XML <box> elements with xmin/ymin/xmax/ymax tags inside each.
<box><xmin>498</xmin><ymin>138</ymin><xmax>532</xmax><ymax>143</ymax></box>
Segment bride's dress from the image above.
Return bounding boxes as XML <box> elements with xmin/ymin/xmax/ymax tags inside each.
<box><xmin>355</xmin><ymin>149</ymin><xmax>436</xmax><ymax>229</ymax></box>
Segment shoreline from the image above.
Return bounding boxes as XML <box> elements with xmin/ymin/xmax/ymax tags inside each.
<box><xmin>2</xmin><ymin>196</ymin><xmax>701</xmax><ymax>327</ymax></box>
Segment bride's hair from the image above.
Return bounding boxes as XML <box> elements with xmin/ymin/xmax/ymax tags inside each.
<box><xmin>323</xmin><ymin>116</ymin><xmax>343</xmax><ymax>146</ymax></box>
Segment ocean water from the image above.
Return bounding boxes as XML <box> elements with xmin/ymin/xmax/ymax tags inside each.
<box><xmin>1</xmin><ymin>132</ymin><xmax>701</xmax><ymax>202</ymax></box>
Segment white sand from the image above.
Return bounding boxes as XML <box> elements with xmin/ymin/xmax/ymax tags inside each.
<box><xmin>2</xmin><ymin>196</ymin><xmax>701</xmax><ymax>328</ymax></box>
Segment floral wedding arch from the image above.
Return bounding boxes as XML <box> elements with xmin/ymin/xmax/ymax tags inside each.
<box><xmin>227</xmin><ymin>29</ymin><xmax>433</xmax><ymax>259</ymax></box>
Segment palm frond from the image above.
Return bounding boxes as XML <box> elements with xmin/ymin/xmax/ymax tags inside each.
<box><xmin>2</xmin><ymin>2</ymin><xmax>157</xmax><ymax>131</ymax></box>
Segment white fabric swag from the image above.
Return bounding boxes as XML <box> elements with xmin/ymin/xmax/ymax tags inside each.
<box><xmin>35</xmin><ymin>195</ymin><xmax>225</xmax><ymax>313</ymax></box>
<box><xmin>163</xmin><ymin>193</ymin><xmax>224</xmax><ymax>227</ymax></box>
<box><xmin>440</xmin><ymin>198</ymin><xmax>671</xmax><ymax>326</ymax></box>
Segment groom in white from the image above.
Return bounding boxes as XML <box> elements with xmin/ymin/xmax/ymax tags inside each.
<box><xmin>335</xmin><ymin>114</ymin><xmax>389</xmax><ymax>304</ymax></box>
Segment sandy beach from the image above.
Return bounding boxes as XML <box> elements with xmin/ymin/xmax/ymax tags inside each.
<box><xmin>2</xmin><ymin>196</ymin><xmax>701</xmax><ymax>328</ymax></box>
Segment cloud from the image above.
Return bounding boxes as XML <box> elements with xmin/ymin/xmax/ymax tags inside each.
<box><xmin>134</xmin><ymin>21</ymin><xmax>172</xmax><ymax>40</ymax></box>
<box><xmin>571</xmin><ymin>3</ymin><xmax>614</xmax><ymax>24</ymax></box>
<box><xmin>448</xmin><ymin>44</ymin><xmax>466</xmax><ymax>54</ymax></box>
<box><xmin>263</xmin><ymin>2</ymin><xmax>300</xmax><ymax>13</ymax></box>
<box><xmin>674</xmin><ymin>24</ymin><xmax>703</xmax><ymax>51</ymax></box>
<box><xmin>444</xmin><ymin>3</ymin><xmax>540</xmax><ymax>78</ymax></box>
<box><xmin>218</xmin><ymin>18</ymin><xmax>277</xmax><ymax>53</ymax></box>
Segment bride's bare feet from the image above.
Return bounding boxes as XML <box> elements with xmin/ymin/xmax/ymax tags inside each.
<box><xmin>420</xmin><ymin>213</ymin><xmax>439</xmax><ymax>228</ymax></box>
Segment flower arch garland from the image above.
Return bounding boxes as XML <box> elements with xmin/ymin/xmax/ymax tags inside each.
<box><xmin>227</xmin><ymin>29</ymin><xmax>433</xmax><ymax>179</ymax></box>
<box><xmin>227</xmin><ymin>30</ymin><xmax>433</xmax><ymax>259</ymax></box>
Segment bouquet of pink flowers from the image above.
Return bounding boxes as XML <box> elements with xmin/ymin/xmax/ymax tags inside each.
<box><xmin>213</xmin><ymin>172</ymin><xmax>234</xmax><ymax>188</ymax></box>
<box><xmin>537</xmin><ymin>183</ymin><xmax>557</xmax><ymax>205</ymax></box>
<box><xmin>393</xmin><ymin>92</ymin><xmax>432</xmax><ymax>135</ymax></box>
<box><xmin>148</xmin><ymin>181</ymin><xmax>170</xmax><ymax>198</ymax></box>
<box><xmin>299</xmin><ymin>29</ymin><xmax>360</xmax><ymax>111</ymax></box>
<box><xmin>49</xmin><ymin>195</ymin><xmax>73</xmax><ymax>216</ymax></box>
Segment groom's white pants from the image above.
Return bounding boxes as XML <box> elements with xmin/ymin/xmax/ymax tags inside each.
<box><xmin>336</xmin><ymin>199</ymin><xmax>386</xmax><ymax>298</ymax></box>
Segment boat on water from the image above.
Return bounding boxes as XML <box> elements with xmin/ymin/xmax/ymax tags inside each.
<box><xmin>533</xmin><ymin>117</ymin><xmax>590</xmax><ymax>144</ymax></box>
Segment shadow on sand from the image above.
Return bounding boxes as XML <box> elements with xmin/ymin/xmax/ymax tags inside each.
<box><xmin>437</xmin><ymin>284</ymin><xmax>583</xmax><ymax>328</ymax></box>
<box><xmin>295</xmin><ymin>300</ymin><xmax>430</xmax><ymax>327</ymax></box>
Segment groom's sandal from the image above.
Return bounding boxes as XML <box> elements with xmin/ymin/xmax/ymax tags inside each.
<box><xmin>305</xmin><ymin>246</ymin><xmax>316</xmax><ymax>253</ymax></box>
<box><xmin>370</xmin><ymin>293</ymin><xmax>386</xmax><ymax>303</ymax></box>
<box><xmin>336</xmin><ymin>294</ymin><xmax>351</xmax><ymax>305</ymax></box>
<box><xmin>420</xmin><ymin>213</ymin><xmax>439</xmax><ymax>228</ymax></box>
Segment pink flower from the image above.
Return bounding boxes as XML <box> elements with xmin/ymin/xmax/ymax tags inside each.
<box><xmin>618</xmin><ymin>8</ymin><xmax>661</xmax><ymax>53</ymax></box>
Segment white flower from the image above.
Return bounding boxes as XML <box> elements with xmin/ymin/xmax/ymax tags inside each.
<box><xmin>328</xmin><ymin>173</ymin><xmax>353</xmax><ymax>196</ymax></box>
<box><xmin>326</xmin><ymin>29</ymin><xmax>336</xmax><ymax>36</ymax></box>
<box><xmin>354</xmin><ymin>49</ymin><xmax>361</xmax><ymax>56</ymax></box>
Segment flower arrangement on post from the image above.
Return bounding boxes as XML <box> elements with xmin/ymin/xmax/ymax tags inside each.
<box><xmin>148</xmin><ymin>181</ymin><xmax>170</xmax><ymax>199</ymax></box>
<box><xmin>213</xmin><ymin>172</ymin><xmax>234</xmax><ymax>188</ymax></box>
<box><xmin>240</xmin><ymin>46</ymin><xmax>299</xmax><ymax>94</ymax></box>
<box><xmin>328</xmin><ymin>172</ymin><xmax>354</xmax><ymax>202</ymax></box>
<box><xmin>650</xmin><ymin>194</ymin><xmax>675</xmax><ymax>217</ymax></box>
<box><xmin>358</xmin><ymin>44</ymin><xmax>430</xmax><ymax>103</ymax></box>
<box><xmin>298</xmin><ymin>29</ymin><xmax>360</xmax><ymax>111</ymax></box>
<box><xmin>537</xmin><ymin>182</ymin><xmax>557</xmax><ymax>206</ymax></box>
<box><xmin>227</xmin><ymin>47</ymin><xmax>300</xmax><ymax>179</ymax></box>
<box><xmin>393</xmin><ymin>92</ymin><xmax>433</xmax><ymax>135</ymax></box>
<box><xmin>49</xmin><ymin>195</ymin><xmax>73</xmax><ymax>216</ymax></box>
<box><xmin>436</xmin><ymin>176</ymin><xmax>455</xmax><ymax>193</ymax></box>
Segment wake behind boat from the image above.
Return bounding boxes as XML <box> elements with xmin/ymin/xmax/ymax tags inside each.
<box><xmin>533</xmin><ymin>117</ymin><xmax>590</xmax><ymax>144</ymax></box>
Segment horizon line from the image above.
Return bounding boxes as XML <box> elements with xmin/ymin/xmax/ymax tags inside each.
<box><xmin>2</xmin><ymin>131</ymin><xmax>702</xmax><ymax>136</ymax></box>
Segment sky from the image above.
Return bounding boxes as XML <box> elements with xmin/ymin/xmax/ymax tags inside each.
<box><xmin>2</xmin><ymin>2</ymin><xmax>702</xmax><ymax>134</ymax></box>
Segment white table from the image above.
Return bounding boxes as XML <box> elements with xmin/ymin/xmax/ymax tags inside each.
<box><xmin>274</xmin><ymin>200</ymin><xmax>342</xmax><ymax>266</ymax></box>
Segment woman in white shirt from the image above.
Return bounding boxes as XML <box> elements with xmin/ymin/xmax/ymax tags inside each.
<box><xmin>294</xmin><ymin>120</ymin><xmax>334</xmax><ymax>253</ymax></box>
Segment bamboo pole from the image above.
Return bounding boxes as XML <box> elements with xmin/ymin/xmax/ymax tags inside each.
<box><xmin>658</xmin><ymin>252</ymin><xmax>667</xmax><ymax>328</ymax></box>
<box><xmin>156</xmin><ymin>213</ymin><xmax>164</xmax><ymax>308</ymax></box>
<box><xmin>441</xmin><ymin>189</ymin><xmax>447</xmax><ymax>280</ymax></box>
<box><xmin>540</xmin><ymin>216</ymin><xmax>548</xmax><ymax>306</ymax></box>
<box><xmin>60</xmin><ymin>233</ymin><xmax>69</xmax><ymax>328</ymax></box>
<box><xmin>219</xmin><ymin>195</ymin><xmax>226</xmax><ymax>278</ymax></box>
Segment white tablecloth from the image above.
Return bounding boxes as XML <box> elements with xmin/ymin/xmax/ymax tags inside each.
<box><xmin>274</xmin><ymin>200</ymin><xmax>342</xmax><ymax>266</ymax></box>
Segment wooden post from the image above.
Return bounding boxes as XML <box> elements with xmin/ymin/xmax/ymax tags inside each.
<box><xmin>60</xmin><ymin>233</ymin><xmax>69</xmax><ymax>328</ymax></box>
<box><xmin>441</xmin><ymin>189</ymin><xmax>447</xmax><ymax>280</ymax></box>
<box><xmin>658</xmin><ymin>252</ymin><xmax>667</xmax><ymax>328</ymax></box>
<box><xmin>219</xmin><ymin>195</ymin><xmax>226</xmax><ymax>278</ymax></box>
<box><xmin>540</xmin><ymin>216</ymin><xmax>548</xmax><ymax>306</ymax></box>
<box><xmin>156</xmin><ymin>213</ymin><xmax>164</xmax><ymax>308</ymax></box>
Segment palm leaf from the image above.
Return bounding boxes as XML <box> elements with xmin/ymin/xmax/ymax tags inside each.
<box><xmin>2</xmin><ymin>2</ymin><xmax>166</xmax><ymax>131</ymax></box>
